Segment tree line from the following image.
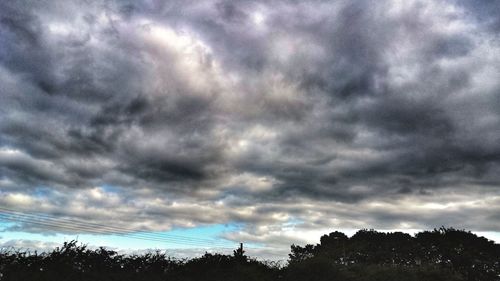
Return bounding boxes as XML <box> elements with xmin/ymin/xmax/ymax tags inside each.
<box><xmin>0</xmin><ymin>227</ymin><xmax>499</xmax><ymax>281</ymax></box>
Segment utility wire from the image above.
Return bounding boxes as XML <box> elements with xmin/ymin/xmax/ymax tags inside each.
<box><xmin>0</xmin><ymin>209</ymin><xmax>237</xmax><ymax>248</ymax></box>
<box><xmin>0</xmin><ymin>207</ymin><xmax>266</xmax><ymax>249</ymax></box>
<box><xmin>0</xmin><ymin>213</ymin><xmax>235</xmax><ymax>248</ymax></box>
<box><xmin>0</xmin><ymin>206</ymin><xmax>232</xmax><ymax>245</ymax></box>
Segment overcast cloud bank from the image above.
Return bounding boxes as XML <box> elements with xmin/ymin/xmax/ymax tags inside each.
<box><xmin>1</xmin><ymin>0</ymin><xmax>500</xmax><ymax>257</ymax></box>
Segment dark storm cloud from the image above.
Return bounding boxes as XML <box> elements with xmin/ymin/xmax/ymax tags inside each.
<box><xmin>1</xmin><ymin>0</ymin><xmax>500</xmax><ymax>250</ymax></box>
<box><xmin>220</xmin><ymin>0</ymin><xmax>500</xmax><ymax>202</ymax></box>
<box><xmin>0</xmin><ymin>0</ymin><xmax>227</xmax><ymax>190</ymax></box>
<box><xmin>454</xmin><ymin>0</ymin><xmax>500</xmax><ymax>32</ymax></box>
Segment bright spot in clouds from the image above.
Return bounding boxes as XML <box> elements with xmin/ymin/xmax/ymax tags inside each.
<box><xmin>252</xmin><ymin>11</ymin><xmax>265</xmax><ymax>26</ymax></box>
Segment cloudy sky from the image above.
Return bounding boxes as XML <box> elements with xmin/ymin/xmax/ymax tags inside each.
<box><xmin>1</xmin><ymin>0</ymin><xmax>500</xmax><ymax>260</ymax></box>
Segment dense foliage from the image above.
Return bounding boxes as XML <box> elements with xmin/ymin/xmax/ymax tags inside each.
<box><xmin>1</xmin><ymin>228</ymin><xmax>499</xmax><ymax>281</ymax></box>
<box><xmin>287</xmin><ymin>228</ymin><xmax>500</xmax><ymax>281</ymax></box>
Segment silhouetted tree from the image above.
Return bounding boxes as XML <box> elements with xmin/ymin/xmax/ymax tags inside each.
<box><xmin>288</xmin><ymin>244</ymin><xmax>316</xmax><ymax>264</ymax></box>
<box><xmin>233</xmin><ymin>243</ymin><xmax>247</xmax><ymax>262</ymax></box>
<box><xmin>1</xmin><ymin>228</ymin><xmax>498</xmax><ymax>281</ymax></box>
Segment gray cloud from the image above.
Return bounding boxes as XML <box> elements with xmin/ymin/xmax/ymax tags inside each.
<box><xmin>1</xmin><ymin>0</ymin><xmax>500</xmax><ymax>258</ymax></box>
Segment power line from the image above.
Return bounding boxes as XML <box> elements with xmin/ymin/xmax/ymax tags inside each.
<box><xmin>0</xmin><ymin>207</ymin><xmax>268</xmax><ymax>249</ymax></box>
<box><xmin>0</xmin><ymin>207</ymin><xmax>269</xmax><ymax>250</ymax></box>
<box><xmin>0</xmin><ymin>207</ymin><xmax>240</xmax><ymax>248</ymax></box>
<box><xmin>0</xmin><ymin>214</ymin><xmax>234</xmax><ymax>248</ymax></box>
<box><xmin>0</xmin><ymin>213</ymin><xmax>235</xmax><ymax>248</ymax></box>
<box><xmin>0</xmin><ymin>206</ymin><xmax>232</xmax><ymax>245</ymax></box>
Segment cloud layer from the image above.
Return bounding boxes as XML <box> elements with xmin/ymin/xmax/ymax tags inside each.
<box><xmin>1</xmin><ymin>0</ymin><xmax>500</xmax><ymax>257</ymax></box>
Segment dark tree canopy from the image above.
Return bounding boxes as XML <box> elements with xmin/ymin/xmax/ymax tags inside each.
<box><xmin>288</xmin><ymin>227</ymin><xmax>500</xmax><ymax>281</ymax></box>
<box><xmin>1</xmin><ymin>228</ymin><xmax>499</xmax><ymax>281</ymax></box>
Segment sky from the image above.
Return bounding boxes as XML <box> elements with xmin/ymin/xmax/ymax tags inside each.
<box><xmin>1</xmin><ymin>0</ymin><xmax>500</xmax><ymax>260</ymax></box>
